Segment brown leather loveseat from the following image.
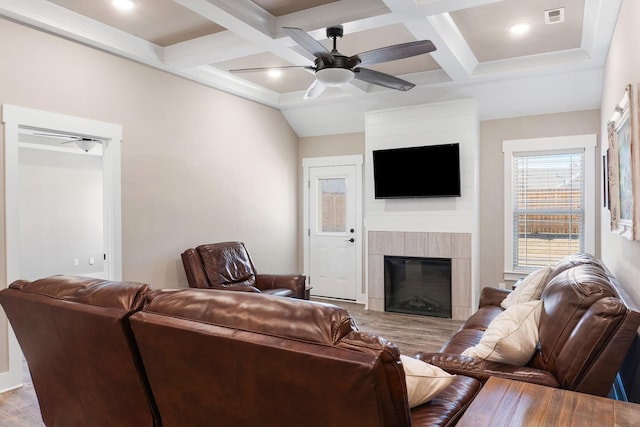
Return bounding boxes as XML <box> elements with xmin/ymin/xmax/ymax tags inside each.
<box><xmin>416</xmin><ymin>253</ymin><xmax>640</xmax><ymax>397</ymax></box>
<box><xmin>0</xmin><ymin>276</ymin><xmax>481</xmax><ymax>427</ymax></box>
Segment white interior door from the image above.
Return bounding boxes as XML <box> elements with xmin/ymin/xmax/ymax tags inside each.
<box><xmin>308</xmin><ymin>165</ymin><xmax>357</xmax><ymax>300</ymax></box>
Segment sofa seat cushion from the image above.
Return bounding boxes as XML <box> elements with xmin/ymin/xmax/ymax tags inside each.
<box><xmin>439</xmin><ymin>329</ymin><xmax>486</xmax><ymax>354</ymax></box>
<box><xmin>410</xmin><ymin>375</ymin><xmax>482</xmax><ymax>426</ymax></box>
<box><xmin>261</xmin><ymin>288</ymin><xmax>296</xmax><ymax>298</ymax></box>
<box><xmin>458</xmin><ymin>305</ymin><xmax>504</xmax><ymax>332</ymax></box>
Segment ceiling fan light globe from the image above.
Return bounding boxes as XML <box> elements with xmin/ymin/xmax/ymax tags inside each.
<box><xmin>315</xmin><ymin>68</ymin><xmax>354</xmax><ymax>86</ymax></box>
<box><xmin>75</xmin><ymin>140</ymin><xmax>97</xmax><ymax>152</ymax></box>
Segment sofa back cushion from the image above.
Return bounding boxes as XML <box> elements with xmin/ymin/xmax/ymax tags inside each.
<box><xmin>532</xmin><ymin>264</ymin><xmax>640</xmax><ymax>395</ymax></box>
<box><xmin>0</xmin><ymin>276</ymin><xmax>159</xmax><ymax>427</ymax></box>
<box><xmin>197</xmin><ymin>241</ymin><xmax>257</xmax><ymax>288</ymax></box>
<box><xmin>130</xmin><ymin>289</ymin><xmax>411</xmax><ymax>427</ymax></box>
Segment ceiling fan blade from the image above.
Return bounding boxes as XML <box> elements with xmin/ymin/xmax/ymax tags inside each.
<box><xmin>33</xmin><ymin>132</ymin><xmax>80</xmax><ymax>140</ymax></box>
<box><xmin>303</xmin><ymin>80</ymin><xmax>327</xmax><ymax>100</ymax></box>
<box><xmin>282</xmin><ymin>27</ymin><xmax>335</xmax><ymax>62</ymax></box>
<box><xmin>350</xmin><ymin>40</ymin><xmax>436</xmax><ymax>67</ymax></box>
<box><xmin>230</xmin><ymin>65</ymin><xmax>314</xmax><ymax>74</ymax></box>
<box><xmin>353</xmin><ymin>68</ymin><xmax>415</xmax><ymax>91</ymax></box>
<box><xmin>60</xmin><ymin>137</ymin><xmax>101</xmax><ymax>144</ymax></box>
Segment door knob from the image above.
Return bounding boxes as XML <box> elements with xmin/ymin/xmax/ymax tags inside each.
<box><xmin>345</xmin><ymin>238</ymin><xmax>355</xmax><ymax>243</ymax></box>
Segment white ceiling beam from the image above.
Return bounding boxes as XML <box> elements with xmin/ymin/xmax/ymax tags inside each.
<box><xmin>0</xmin><ymin>0</ymin><xmax>163</xmax><ymax>65</ymax></box>
<box><xmin>424</xmin><ymin>13</ymin><xmax>477</xmax><ymax>79</ymax></box>
<box><xmin>474</xmin><ymin>49</ymin><xmax>593</xmax><ymax>79</ymax></box>
<box><xmin>180</xmin><ymin>64</ymin><xmax>283</xmax><ymax>106</ymax></box>
<box><xmin>175</xmin><ymin>0</ymin><xmax>275</xmax><ymax>36</ymax></box>
<box><xmin>581</xmin><ymin>0</ymin><xmax>623</xmax><ymax>62</ymax></box>
<box><xmin>163</xmin><ymin>32</ymin><xmax>263</xmax><ymax>69</ymax></box>
<box><xmin>415</xmin><ymin>0</ymin><xmax>505</xmax><ymax>15</ymax></box>
<box><xmin>175</xmin><ymin>0</ymin><xmax>312</xmax><ymax>69</ymax></box>
<box><xmin>382</xmin><ymin>0</ymin><xmax>478</xmax><ymax>80</ymax></box>
<box><xmin>275</xmin><ymin>0</ymin><xmax>391</xmax><ymax>35</ymax></box>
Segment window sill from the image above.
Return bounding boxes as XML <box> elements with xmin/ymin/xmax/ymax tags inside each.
<box><xmin>503</xmin><ymin>271</ymin><xmax>530</xmax><ymax>282</ymax></box>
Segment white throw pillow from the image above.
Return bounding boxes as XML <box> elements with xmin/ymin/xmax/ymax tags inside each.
<box><xmin>400</xmin><ymin>355</ymin><xmax>456</xmax><ymax>408</ymax></box>
<box><xmin>500</xmin><ymin>266</ymin><xmax>552</xmax><ymax>309</ymax></box>
<box><xmin>461</xmin><ymin>300</ymin><xmax>542</xmax><ymax>366</ymax></box>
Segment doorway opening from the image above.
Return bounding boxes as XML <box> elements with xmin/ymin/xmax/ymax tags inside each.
<box><xmin>1</xmin><ymin>104</ymin><xmax>122</xmax><ymax>392</ymax></box>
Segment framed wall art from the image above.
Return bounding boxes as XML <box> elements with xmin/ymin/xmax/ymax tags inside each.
<box><xmin>603</xmin><ymin>149</ymin><xmax>609</xmax><ymax>210</ymax></box>
<box><xmin>607</xmin><ymin>83</ymin><xmax>640</xmax><ymax>240</ymax></box>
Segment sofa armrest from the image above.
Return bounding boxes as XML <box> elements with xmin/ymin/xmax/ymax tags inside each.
<box><xmin>478</xmin><ymin>287</ymin><xmax>512</xmax><ymax>307</ymax></box>
<box><xmin>256</xmin><ymin>274</ymin><xmax>307</xmax><ymax>299</ymax></box>
<box><xmin>415</xmin><ymin>352</ymin><xmax>560</xmax><ymax>388</ymax></box>
<box><xmin>181</xmin><ymin>248</ymin><xmax>210</xmax><ymax>288</ymax></box>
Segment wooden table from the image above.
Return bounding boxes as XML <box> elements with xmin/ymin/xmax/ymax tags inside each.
<box><xmin>456</xmin><ymin>377</ymin><xmax>640</xmax><ymax>426</ymax></box>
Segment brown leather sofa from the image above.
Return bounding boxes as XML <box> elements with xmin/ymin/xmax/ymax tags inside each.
<box><xmin>0</xmin><ymin>276</ymin><xmax>160</xmax><ymax>427</ymax></box>
<box><xmin>1</xmin><ymin>276</ymin><xmax>481</xmax><ymax>427</ymax></box>
<box><xmin>416</xmin><ymin>253</ymin><xmax>640</xmax><ymax>397</ymax></box>
<box><xmin>181</xmin><ymin>241</ymin><xmax>307</xmax><ymax>299</ymax></box>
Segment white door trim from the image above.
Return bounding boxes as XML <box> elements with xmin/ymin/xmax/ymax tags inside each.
<box><xmin>0</xmin><ymin>104</ymin><xmax>123</xmax><ymax>392</ymax></box>
<box><xmin>302</xmin><ymin>155</ymin><xmax>364</xmax><ymax>303</ymax></box>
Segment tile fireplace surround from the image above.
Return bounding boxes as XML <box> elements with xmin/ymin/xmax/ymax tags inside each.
<box><xmin>368</xmin><ymin>231</ymin><xmax>473</xmax><ymax>320</ymax></box>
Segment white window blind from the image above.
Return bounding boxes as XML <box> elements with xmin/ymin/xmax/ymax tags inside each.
<box><xmin>512</xmin><ymin>150</ymin><xmax>585</xmax><ymax>270</ymax></box>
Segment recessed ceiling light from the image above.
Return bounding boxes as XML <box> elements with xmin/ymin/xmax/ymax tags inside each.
<box><xmin>267</xmin><ymin>69</ymin><xmax>282</xmax><ymax>78</ymax></box>
<box><xmin>112</xmin><ymin>0</ymin><xmax>136</xmax><ymax>11</ymax></box>
<box><xmin>509</xmin><ymin>23</ymin><xmax>531</xmax><ymax>36</ymax></box>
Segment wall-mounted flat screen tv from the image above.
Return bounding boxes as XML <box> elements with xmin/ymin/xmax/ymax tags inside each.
<box><xmin>373</xmin><ymin>143</ymin><xmax>461</xmax><ymax>199</ymax></box>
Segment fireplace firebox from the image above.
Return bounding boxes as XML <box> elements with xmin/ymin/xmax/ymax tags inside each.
<box><xmin>384</xmin><ymin>256</ymin><xmax>452</xmax><ymax>318</ymax></box>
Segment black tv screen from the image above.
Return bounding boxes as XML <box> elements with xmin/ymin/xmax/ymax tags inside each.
<box><xmin>373</xmin><ymin>143</ymin><xmax>461</xmax><ymax>199</ymax></box>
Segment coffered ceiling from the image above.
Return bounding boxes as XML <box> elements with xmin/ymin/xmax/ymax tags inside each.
<box><xmin>0</xmin><ymin>0</ymin><xmax>622</xmax><ymax>136</ymax></box>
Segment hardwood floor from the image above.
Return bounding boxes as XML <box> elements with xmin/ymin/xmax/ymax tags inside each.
<box><xmin>0</xmin><ymin>299</ymin><xmax>461</xmax><ymax>426</ymax></box>
<box><xmin>321</xmin><ymin>298</ymin><xmax>463</xmax><ymax>356</ymax></box>
<box><xmin>0</xmin><ymin>360</ymin><xmax>44</xmax><ymax>427</ymax></box>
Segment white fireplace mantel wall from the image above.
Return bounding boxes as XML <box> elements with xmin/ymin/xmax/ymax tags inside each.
<box><xmin>364</xmin><ymin>99</ymin><xmax>480</xmax><ymax>320</ymax></box>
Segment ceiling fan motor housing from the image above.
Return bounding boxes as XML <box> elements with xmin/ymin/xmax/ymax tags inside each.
<box><xmin>315</xmin><ymin>54</ymin><xmax>352</xmax><ymax>71</ymax></box>
<box><xmin>326</xmin><ymin>25</ymin><xmax>344</xmax><ymax>39</ymax></box>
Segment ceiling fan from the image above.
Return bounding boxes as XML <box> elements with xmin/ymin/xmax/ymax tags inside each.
<box><xmin>231</xmin><ymin>25</ymin><xmax>436</xmax><ymax>99</ymax></box>
<box><xmin>33</xmin><ymin>132</ymin><xmax>102</xmax><ymax>152</ymax></box>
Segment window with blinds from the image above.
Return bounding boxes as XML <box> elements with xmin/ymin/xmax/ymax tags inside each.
<box><xmin>512</xmin><ymin>150</ymin><xmax>585</xmax><ymax>270</ymax></box>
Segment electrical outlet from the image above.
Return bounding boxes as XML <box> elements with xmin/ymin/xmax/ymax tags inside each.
<box><xmin>89</xmin><ymin>257</ymin><xmax>95</xmax><ymax>265</ymax></box>
<box><xmin>498</xmin><ymin>282</ymin><xmax>506</xmax><ymax>289</ymax></box>
<box><xmin>74</xmin><ymin>258</ymin><xmax>79</xmax><ymax>267</ymax></box>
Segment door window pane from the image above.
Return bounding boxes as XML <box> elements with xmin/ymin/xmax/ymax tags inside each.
<box><xmin>319</xmin><ymin>178</ymin><xmax>346</xmax><ymax>232</ymax></box>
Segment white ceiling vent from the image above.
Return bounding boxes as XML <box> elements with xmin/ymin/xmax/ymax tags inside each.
<box><xmin>545</xmin><ymin>8</ymin><xmax>565</xmax><ymax>25</ymax></box>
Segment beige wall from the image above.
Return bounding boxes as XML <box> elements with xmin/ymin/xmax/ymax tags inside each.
<box><xmin>479</xmin><ymin>110</ymin><xmax>601</xmax><ymax>287</ymax></box>
<box><xmin>601</xmin><ymin>0</ymin><xmax>640</xmax><ymax>304</ymax></box>
<box><xmin>0</xmin><ymin>17</ymin><xmax>300</xmax><ymax>371</ymax></box>
<box><xmin>297</xmin><ymin>119</ymin><xmax>605</xmax><ymax>290</ymax></box>
<box><xmin>0</xmin><ymin>17</ymin><xmax>300</xmax><ymax>287</ymax></box>
<box><xmin>298</xmin><ymin>133</ymin><xmax>365</xmax><ymax>159</ymax></box>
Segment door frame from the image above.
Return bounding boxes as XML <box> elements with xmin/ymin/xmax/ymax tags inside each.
<box><xmin>302</xmin><ymin>155</ymin><xmax>364</xmax><ymax>303</ymax></box>
<box><xmin>0</xmin><ymin>104</ymin><xmax>122</xmax><ymax>392</ymax></box>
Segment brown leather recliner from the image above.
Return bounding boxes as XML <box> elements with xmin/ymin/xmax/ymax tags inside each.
<box><xmin>0</xmin><ymin>276</ymin><xmax>160</xmax><ymax>427</ymax></box>
<box><xmin>416</xmin><ymin>254</ymin><xmax>640</xmax><ymax>397</ymax></box>
<box><xmin>181</xmin><ymin>241</ymin><xmax>306</xmax><ymax>299</ymax></box>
